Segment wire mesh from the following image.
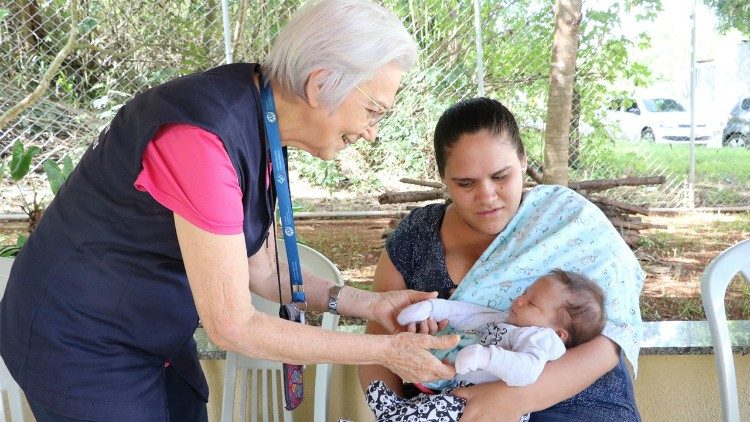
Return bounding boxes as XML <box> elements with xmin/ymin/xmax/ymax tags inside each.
<box><xmin>1</xmin><ymin>0</ymin><xmax>747</xmax><ymax>211</ymax></box>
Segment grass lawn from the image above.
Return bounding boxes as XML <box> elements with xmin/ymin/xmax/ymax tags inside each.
<box><xmin>608</xmin><ymin>142</ymin><xmax>750</xmax><ymax>183</ymax></box>
<box><xmin>565</xmin><ymin>141</ymin><xmax>750</xmax><ymax>207</ymax></box>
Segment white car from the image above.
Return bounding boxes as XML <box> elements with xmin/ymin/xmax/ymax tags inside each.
<box><xmin>606</xmin><ymin>97</ymin><xmax>718</xmax><ymax>145</ymax></box>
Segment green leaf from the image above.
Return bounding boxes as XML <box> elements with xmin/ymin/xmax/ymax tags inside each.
<box><xmin>62</xmin><ymin>155</ymin><xmax>74</xmax><ymax>178</ymax></box>
<box><xmin>0</xmin><ymin>8</ymin><xmax>9</xmax><ymax>23</ymax></box>
<box><xmin>43</xmin><ymin>160</ymin><xmax>66</xmax><ymax>195</ymax></box>
<box><xmin>77</xmin><ymin>17</ymin><xmax>98</xmax><ymax>34</ymax></box>
<box><xmin>1</xmin><ymin>235</ymin><xmax>27</xmax><ymax>257</ymax></box>
<box><xmin>43</xmin><ymin>156</ymin><xmax>74</xmax><ymax>194</ymax></box>
<box><xmin>10</xmin><ymin>142</ymin><xmax>40</xmax><ymax>181</ymax></box>
<box><xmin>0</xmin><ymin>245</ymin><xmax>20</xmax><ymax>257</ymax></box>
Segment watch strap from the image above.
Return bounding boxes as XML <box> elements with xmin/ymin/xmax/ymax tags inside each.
<box><xmin>327</xmin><ymin>285</ymin><xmax>343</xmax><ymax>315</ymax></box>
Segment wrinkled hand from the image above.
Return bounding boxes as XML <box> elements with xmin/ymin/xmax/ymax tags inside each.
<box><xmin>372</xmin><ymin>290</ymin><xmax>439</xmax><ymax>333</ymax></box>
<box><xmin>452</xmin><ymin>382</ymin><xmax>526</xmax><ymax>422</ymax></box>
<box><xmin>382</xmin><ymin>332</ymin><xmax>460</xmax><ymax>383</ymax></box>
<box><xmin>455</xmin><ymin>344</ymin><xmax>492</xmax><ymax>374</ymax></box>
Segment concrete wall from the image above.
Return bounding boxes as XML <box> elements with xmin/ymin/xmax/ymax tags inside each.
<box><xmin>635</xmin><ymin>354</ymin><xmax>750</xmax><ymax>422</ymax></box>
<box><xmin>7</xmin><ymin>354</ymin><xmax>749</xmax><ymax>421</ymax></box>
<box><xmin>203</xmin><ymin>353</ymin><xmax>750</xmax><ymax>422</ymax></box>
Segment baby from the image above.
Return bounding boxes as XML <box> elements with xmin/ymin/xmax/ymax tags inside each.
<box><xmin>366</xmin><ymin>269</ymin><xmax>606</xmax><ymax>422</ymax></box>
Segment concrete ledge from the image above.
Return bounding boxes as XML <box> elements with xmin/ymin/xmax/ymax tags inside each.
<box><xmin>640</xmin><ymin>320</ymin><xmax>750</xmax><ymax>355</ymax></box>
<box><xmin>194</xmin><ymin>323</ymin><xmax>750</xmax><ymax>421</ymax></box>
<box><xmin>197</xmin><ymin>321</ymin><xmax>750</xmax><ymax>359</ymax></box>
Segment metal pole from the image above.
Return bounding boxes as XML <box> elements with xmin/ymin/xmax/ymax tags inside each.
<box><xmin>688</xmin><ymin>0</ymin><xmax>696</xmax><ymax>208</ymax></box>
<box><xmin>221</xmin><ymin>0</ymin><xmax>233</xmax><ymax>64</ymax></box>
<box><xmin>473</xmin><ymin>0</ymin><xmax>485</xmax><ymax>96</ymax></box>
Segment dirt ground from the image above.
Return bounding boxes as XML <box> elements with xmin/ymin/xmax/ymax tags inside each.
<box><xmin>292</xmin><ymin>212</ymin><xmax>750</xmax><ymax>324</ymax></box>
<box><xmin>1</xmin><ymin>211</ymin><xmax>748</xmax><ymax>324</ymax></box>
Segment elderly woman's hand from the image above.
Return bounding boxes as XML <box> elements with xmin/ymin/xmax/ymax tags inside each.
<box><xmin>380</xmin><ymin>332</ymin><xmax>460</xmax><ymax>383</ymax></box>
<box><xmin>371</xmin><ymin>289</ymin><xmax>445</xmax><ymax>333</ymax></box>
<box><xmin>452</xmin><ymin>382</ymin><xmax>528</xmax><ymax>422</ymax></box>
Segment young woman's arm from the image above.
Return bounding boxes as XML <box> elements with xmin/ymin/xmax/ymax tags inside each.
<box><xmin>358</xmin><ymin>252</ymin><xmax>415</xmax><ymax>396</ymax></box>
<box><xmin>452</xmin><ymin>335</ymin><xmax>619</xmax><ymax>421</ymax></box>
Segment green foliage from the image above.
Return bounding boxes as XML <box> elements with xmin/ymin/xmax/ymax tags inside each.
<box><xmin>10</xmin><ymin>142</ymin><xmax>40</xmax><ymax>182</ymax></box>
<box><xmin>1</xmin><ymin>141</ymin><xmax>76</xmax><ymax>256</ymax></box>
<box><xmin>7</xmin><ymin>142</ymin><xmax>75</xmax><ymax>195</ymax></box>
<box><xmin>284</xmin><ymin>0</ymin><xmax>665</xmax><ymax>192</ymax></box>
<box><xmin>43</xmin><ymin>156</ymin><xmax>74</xmax><ymax>194</ymax></box>
<box><xmin>574</xmin><ymin>141</ymin><xmax>750</xmax><ymax>206</ymax></box>
<box><xmin>77</xmin><ymin>17</ymin><xmax>98</xmax><ymax>35</ymax></box>
<box><xmin>677</xmin><ymin>298</ymin><xmax>704</xmax><ymax>319</ymax></box>
<box><xmin>605</xmin><ymin>142</ymin><xmax>750</xmax><ymax>181</ymax></box>
<box><xmin>2</xmin><ymin>0</ymin><xmax>668</xmax><ymax>197</ymax></box>
<box><xmin>0</xmin><ymin>235</ymin><xmax>27</xmax><ymax>258</ymax></box>
<box><xmin>288</xmin><ymin>151</ymin><xmax>349</xmax><ymax>191</ymax></box>
<box><xmin>703</xmin><ymin>0</ymin><xmax>750</xmax><ymax>37</ymax></box>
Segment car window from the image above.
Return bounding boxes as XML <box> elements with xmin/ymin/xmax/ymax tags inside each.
<box><xmin>742</xmin><ymin>98</ymin><xmax>750</xmax><ymax>111</ymax></box>
<box><xmin>643</xmin><ymin>98</ymin><xmax>685</xmax><ymax>112</ymax></box>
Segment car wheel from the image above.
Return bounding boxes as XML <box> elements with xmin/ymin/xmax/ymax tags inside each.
<box><xmin>723</xmin><ymin>133</ymin><xmax>749</xmax><ymax>148</ymax></box>
<box><xmin>641</xmin><ymin>127</ymin><xmax>656</xmax><ymax>142</ymax></box>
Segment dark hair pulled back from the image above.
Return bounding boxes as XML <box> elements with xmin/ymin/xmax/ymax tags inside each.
<box><xmin>433</xmin><ymin>97</ymin><xmax>525</xmax><ymax>178</ymax></box>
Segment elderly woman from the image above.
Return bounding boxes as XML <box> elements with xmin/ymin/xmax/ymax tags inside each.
<box><xmin>0</xmin><ymin>1</ymin><xmax>459</xmax><ymax>421</ymax></box>
<box><xmin>359</xmin><ymin>98</ymin><xmax>644</xmax><ymax>421</ymax></box>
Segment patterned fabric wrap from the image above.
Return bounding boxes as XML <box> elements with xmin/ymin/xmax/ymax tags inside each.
<box><xmin>434</xmin><ymin>185</ymin><xmax>644</xmax><ymax>375</ymax></box>
<box><xmin>366</xmin><ymin>380</ymin><xmax>529</xmax><ymax>422</ymax></box>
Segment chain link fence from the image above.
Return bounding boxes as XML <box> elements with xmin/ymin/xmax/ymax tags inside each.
<box><xmin>2</xmin><ymin>0</ymin><xmax>748</xmax><ymax>214</ymax></box>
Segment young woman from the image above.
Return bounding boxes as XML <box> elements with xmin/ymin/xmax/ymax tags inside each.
<box><xmin>359</xmin><ymin>97</ymin><xmax>643</xmax><ymax>421</ymax></box>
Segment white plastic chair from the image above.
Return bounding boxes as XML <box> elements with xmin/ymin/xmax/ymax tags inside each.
<box><xmin>700</xmin><ymin>239</ymin><xmax>750</xmax><ymax>422</ymax></box>
<box><xmin>221</xmin><ymin>241</ymin><xmax>343</xmax><ymax>422</ymax></box>
<box><xmin>0</xmin><ymin>257</ymin><xmax>27</xmax><ymax>422</ymax></box>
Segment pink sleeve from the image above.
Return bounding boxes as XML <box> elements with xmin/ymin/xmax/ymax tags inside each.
<box><xmin>134</xmin><ymin>123</ymin><xmax>244</xmax><ymax>235</ymax></box>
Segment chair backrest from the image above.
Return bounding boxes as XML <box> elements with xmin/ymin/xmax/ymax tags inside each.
<box><xmin>221</xmin><ymin>241</ymin><xmax>343</xmax><ymax>422</ymax></box>
<box><xmin>0</xmin><ymin>257</ymin><xmax>26</xmax><ymax>422</ymax></box>
<box><xmin>700</xmin><ymin>239</ymin><xmax>750</xmax><ymax>422</ymax></box>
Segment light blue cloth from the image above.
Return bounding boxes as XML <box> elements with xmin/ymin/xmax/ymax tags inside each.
<box><xmin>432</xmin><ymin>185</ymin><xmax>644</xmax><ymax>379</ymax></box>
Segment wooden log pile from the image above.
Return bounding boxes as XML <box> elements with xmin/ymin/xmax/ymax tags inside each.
<box><xmin>378</xmin><ymin>172</ymin><xmax>668</xmax><ymax>248</ymax></box>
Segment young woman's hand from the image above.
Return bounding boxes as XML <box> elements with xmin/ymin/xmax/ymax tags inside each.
<box><xmin>403</xmin><ymin>317</ymin><xmax>450</xmax><ymax>334</ymax></box>
<box><xmin>397</xmin><ymin>299</ymin><xmax>450</xmax><ymax>334</ymax></box>
<box><xmin>452</xmin><ymin>382</ymin><xmax>528</xmax><ymax>422</ymax></box>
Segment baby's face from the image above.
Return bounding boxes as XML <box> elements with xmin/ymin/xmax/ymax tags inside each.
<box><xmin>506</xmin><ymin>275</ymin><xmax>566</xmax><ymax>329</ymax></box>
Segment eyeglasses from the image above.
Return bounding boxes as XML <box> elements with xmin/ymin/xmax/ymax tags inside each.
<box><xmin>355</xmin><ymin>85</ymin><xmax>391</xmax><ymax>128</ymax></box>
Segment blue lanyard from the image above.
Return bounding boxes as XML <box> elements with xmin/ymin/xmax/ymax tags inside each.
<box><xmin>260</xmin><ymin>78</ymin><xmax>305</xmax><ymax>304</ymax></box>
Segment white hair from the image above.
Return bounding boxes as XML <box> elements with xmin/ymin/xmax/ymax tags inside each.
<box><xmin>261</xmin><ymin>0</ymin><xmax>417</xmax><ymax>110</ymax></box>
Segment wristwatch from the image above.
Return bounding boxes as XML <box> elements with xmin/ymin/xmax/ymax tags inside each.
<box><xmin>327</xmin><ymin>285</ymin><xmax>343</xmax><ymax>315</ymax></box>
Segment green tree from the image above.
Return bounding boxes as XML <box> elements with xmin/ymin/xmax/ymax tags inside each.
<box><xmin>703</xmin><ymin>0</ymin><xmax>750</xmax><ymax>37</ymax></box>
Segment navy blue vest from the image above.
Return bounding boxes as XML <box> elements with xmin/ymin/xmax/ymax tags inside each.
<box><xmin>0</xmin><ymin>63</ymin><xmax>273</xmax><ymax>420</ymax></box>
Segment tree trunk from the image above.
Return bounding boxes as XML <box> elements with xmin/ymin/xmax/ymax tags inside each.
<box><xmin>542</xmin><ymin>0</ymin><xmax>582</xmax><ymax>186</ymax></box>
<box><xmin>12</xmin><ymin>0</ymin><xmax>45</xmax><ymax>52</ymax></box>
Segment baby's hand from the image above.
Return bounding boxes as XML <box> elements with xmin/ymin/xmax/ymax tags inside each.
<box><xmin>455</xmin><ymin>344</ymin><xmax>492</xmax><ymax>374</ymax></box>
<box><xmin>397</xmin><ymin>300</ymin><xmax>434</xmax><ymax>325</ymax></box>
